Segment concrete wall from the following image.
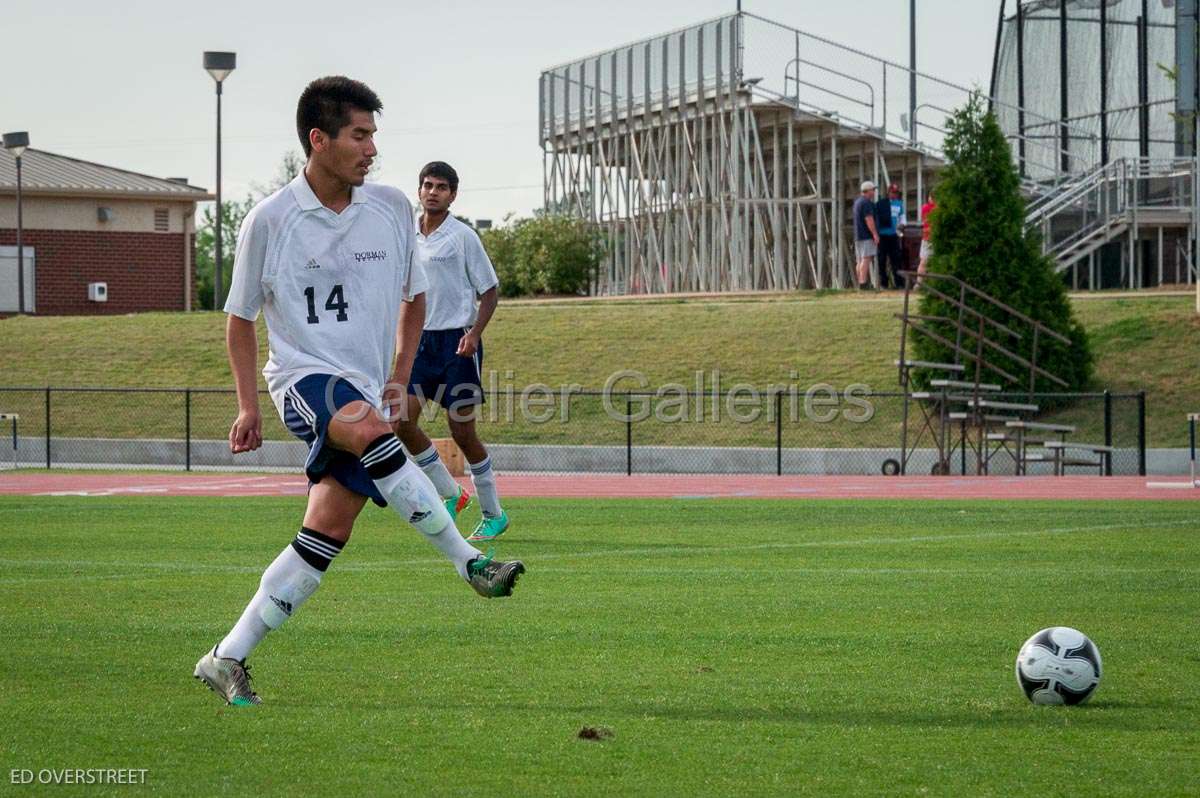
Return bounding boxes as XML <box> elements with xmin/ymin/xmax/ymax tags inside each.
<box><xmin>1</xmin><ymin>436</ymin><xmax>1190</xmax><ymax>476</ymax></box>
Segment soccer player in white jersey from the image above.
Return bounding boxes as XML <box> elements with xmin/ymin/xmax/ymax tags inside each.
<box><xmin>393</xmin><ymin>162</ymin><xmax>509</xmax><ymax>542</ymax></box>
<box><xmin>193</xmin><ymin>77</ymin><xmax>524</xmax><ymax>707</ymax></box>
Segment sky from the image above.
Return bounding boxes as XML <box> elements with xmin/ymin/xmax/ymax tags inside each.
<box><xmin>2</xmin><ymin>1</ymin><xmax>1002</xmax><ymax>222</ymax></box>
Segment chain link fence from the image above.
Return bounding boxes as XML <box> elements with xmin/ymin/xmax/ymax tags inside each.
<box><xmin>0</xmin><ymin>386</ymin><xmax>1157</xmax><ymax>476</ymax></box>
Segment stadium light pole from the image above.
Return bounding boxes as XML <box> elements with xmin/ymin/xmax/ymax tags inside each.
<box><xmin>203</xmin><ymin>51</ymin><xmax>236</xmax><ymax>311</ymax></box>
<box><xmin>909</xmin><ymin>0</ymin><xmax>917</xmax><ymax>145</ymax></box>
<box><xmin>3</xmin><ymin>131</ymin><xmax>29</xmax><ymax>315</ymax></box>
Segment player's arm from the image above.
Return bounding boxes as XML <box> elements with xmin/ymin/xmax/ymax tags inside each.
<box><xmin>224</xmin><ymin>206</ymin><xmax>267</xmax><ymax>453</ymax></box>
<box><xmin>458</xmin><ymin>287</ymin><xmax>496</xmax><ymax>357</ymax></box>
<box><xmin>227</xmin><ymin>315</ymin><xmax>262</xmax><ymax>453</ymax></box>
<box><xmin>392</xmin><ymin>291</ymin><xmax>425</xmax><ymax>388</ymax></box>
<box><xmin>457</xmin><ymin>230</ymin><xmax>500</xmax><ymax>357</ymax></box>
<box><xmin>383</xmin><ymin>220</ymin><xmax>429</xmax><ymax>419</ymax></box>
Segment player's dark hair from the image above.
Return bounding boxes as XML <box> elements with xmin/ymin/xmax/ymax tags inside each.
<box><xmin>296</xmin><ymin>76</ymin><xmax>383</xmax><ymax>157</ymax></box>
<box><xmin>419</xmin><ymin>161</ymin><xmax>459</xmax><ymax>193</ymax></box>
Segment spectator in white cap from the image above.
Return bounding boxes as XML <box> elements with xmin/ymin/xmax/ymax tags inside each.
<box><xmin>852</xmin><ymin>181</ymin><xmax>879</xmax><ymax>290</ymax></box>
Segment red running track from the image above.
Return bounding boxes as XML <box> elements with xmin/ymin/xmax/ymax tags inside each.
<box><xmin>0</xmin><ymin>472</ymin><xmax>1197</xmax><ymax>500</ymax></box>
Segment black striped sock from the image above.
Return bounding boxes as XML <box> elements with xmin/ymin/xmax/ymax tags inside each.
<box><xmin>290</xmin><ymin>527</ymin><xmax>345</xmax><ymax>572</ymax></box>
<box><xmin>360</xmin><ymin>434</ymin><xmax>407</xmax><ymax>479</ymax></box>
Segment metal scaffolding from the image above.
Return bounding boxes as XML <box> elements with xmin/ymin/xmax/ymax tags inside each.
<box><xmin>539</xmin><ymin>12</ymin><xmax>1101</xmax><ymax>295</ymax></box>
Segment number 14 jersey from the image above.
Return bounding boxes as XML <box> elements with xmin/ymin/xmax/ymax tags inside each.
<box><xmin>223</xmin><ymin>172</ymin><xmax>429</xmax><ymax>418</ymax></box>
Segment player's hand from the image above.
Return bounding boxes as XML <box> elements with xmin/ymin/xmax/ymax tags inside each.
<box><xmin>873</xmin><ymin>234</ymin><xmax>880</xmax><ymax>245</ymax></box>
<box><xmin>229</xmin><ymin>408</ymin><xmax>262</xmax><ymax>454</ymax></box>
<box><xmin>457</xmin><ymin>331</ymin><xmax>480</xmax><ymax>358</ymax></box>
<box><xmin>381</xmin><ymin>381</ymin><xmax>407</xmax><ymax>427</ymax></box>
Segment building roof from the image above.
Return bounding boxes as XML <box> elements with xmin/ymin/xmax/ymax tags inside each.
<box><xmin>0</xmin><ymin>148</ymin><xmax>213</xmax><ymax>201</ymax></box>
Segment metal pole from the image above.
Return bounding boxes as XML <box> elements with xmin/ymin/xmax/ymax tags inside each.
<box><xmin>1190</xmin><ymin>414</ymin><xmax>1197</xmax><ymax>484</ymax></box>
<box><xmin>1138</xmin><ymin>7</ymin><xmax>1150</xmax><ymax>160</ymax></box>
<box><xmin>775</xmin><ymin>390</ymin><xmax>782</xmax><ymax>476</ymax></box>
<box><xmin>1137</xmin><ymin>391</ymin><xmax>1146</xmax><ymax>477</ymax></box>
<box><xmin>909</xmin><ymin>0</ymin><xmax>917</xmax><ymax>145</ymax></box>
<box><xmin>44</xmin><ymin>387</ymin><xmax>50</xmax><ymax>470</ymax></box>
<box><xmin>185</xmin><ymin>388</ymin><xmax>192</xmax><ymax>472</ymax></box>
<box><xmin>1100</xmin><ymin>0</ymin><xmax>1109</xmax><ymax>164</ymax></box>
<box><xmin>1017</xmin><ymin>2</ymin><xmax>1027</xmax><ymax>177</ymax></box>
<box><xmin>214</xmin><ymin>81</ymin><xmax>224</xmax><ymax>311</ymax></box>
<box><xmin>625</xmin><ymin>396</ymin><xmax>632</xmax><ymax>476</ymax></box>
<box><xmin>988</xmin><ymin>0</ymin><xmax>1008</xmax><ymax>112</ymax></box>
<box><xmin>1103</xmin><ymin>390</ymin><xmax>1113</xmax><ymax>476</ymax></box>
<box><xmin>15</xmin><ymin>155</ymin><xmax>24</xmax><ymax>314</ymax></box>
<box><xmin>1060</xmin><ymin>0</ymin><xmax>1070</xmax><ymax>174</ymax></box>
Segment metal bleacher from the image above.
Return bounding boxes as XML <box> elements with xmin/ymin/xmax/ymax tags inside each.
<box><xmin>891</xmin><ymin>270</ymin><xmax>1108</xmax><ymax>477</ymax></box>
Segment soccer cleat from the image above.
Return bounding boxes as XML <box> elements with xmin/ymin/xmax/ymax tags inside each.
<box><xmin>444</xmin><ymin>485</ymin><xmax>471</xmax><ymax>520</ymax></box>
<box><xmin>193</xmin><ymin>646</ymin><xmax>262</xmax><ymax>706</ymax></box>
<box><xmin>466</xmin><ymin>551</ymin><xmax>525</xmax><ymax>598</ymax></box>
<box><xmin>467</xmin><ymin>510</ymin><xmax>509</xmax><ymax>542</ymax></box>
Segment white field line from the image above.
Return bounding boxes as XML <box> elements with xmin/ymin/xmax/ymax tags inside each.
<box><xmin>0</xmin><ymin>519</ymin><xmax>1193</xmax><ymax>586</ymax></box>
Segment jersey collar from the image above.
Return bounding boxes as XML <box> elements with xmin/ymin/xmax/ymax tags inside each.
<box><xmin>418</xmin><ymin>212</ymin><xmax>455</xmax><ymax>241</ymax></box>
<box><xmin>290</xmin><ymin>172</ymin><xmax>368</xmax><ymax>212</ymax></box>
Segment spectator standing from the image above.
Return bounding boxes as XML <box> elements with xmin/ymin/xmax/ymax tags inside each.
<box><xmin>919</xmin><ymin>188</ymin><xmax>937</xmax><ymax>281</ymax></box>
<box><xmin>852</xmin><ymin>181</ymin><xmax>879</xmax><ymax>291</ymax></box>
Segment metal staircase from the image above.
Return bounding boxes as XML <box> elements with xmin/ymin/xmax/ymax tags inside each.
<box><xmin>1024</xmin><ymin>157</ymin><xmax>1196</xmax><ymax>274</ymax></box>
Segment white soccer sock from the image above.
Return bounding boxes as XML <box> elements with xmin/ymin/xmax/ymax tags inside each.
<box><xmin>361</xmin><ymin>435</ymin><xmax>480</xmax><ymax>578</ymax></box>
<box><xmin>216</xmin><ymin>530</ymin><xmax>339</xmax><ymax>662</ymax></box>
<box><xmin>411</xmin><ymin>443</ymin><xmax>460</xmax><ymax>499</ymax></box>
<box><xmin>469</xmin><ymin>455</ymin><xmax>503</xmax><ymax>517</ymax></box>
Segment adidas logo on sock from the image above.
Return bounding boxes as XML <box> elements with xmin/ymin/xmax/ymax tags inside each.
<box><xmin>409</xmin><ymin>511</ymin><xmax>431</xmax><ymax>524</ymax></box>
<box><xmin>270</xmin><ymin>595</ymin><xmax>293</xmax><ymax>616</ymax></box>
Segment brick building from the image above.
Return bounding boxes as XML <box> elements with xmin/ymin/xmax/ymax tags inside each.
<box><xmin>0</xmin><ymin>149</ymin><xmax>212</xmax><ymax>315</ymax></box>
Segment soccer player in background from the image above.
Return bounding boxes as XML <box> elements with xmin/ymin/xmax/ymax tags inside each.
<box><xmin>193</xmin><ymin>77</ymin><xmax>524</xmax><ymax>707</ymax></box>
<box><xmin>393</xmin><ymin>162</ymin><xmax>509</xmax><ymax>543</ymax></box>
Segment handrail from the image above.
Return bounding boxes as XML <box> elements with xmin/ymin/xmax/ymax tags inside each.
<box><xmin>743</xmin><ymin>11</ymin><xmax>1096</xmax><ymax>142</ymax></box>
<box><xmin>785</xmin><ymin>58</ymin><xmax>876</xmax><ymax>118</ymax></box>
<box><xmin>916</xmin><ymin>282</ymin><xmax>1023</xmax><ymax>341</ymax></box>
<box><xmin>903</xmin><ymin>271</ymin><xmax>1072</xmax><ymax>346</ymax></box>
<box><xmin>1025</xmin><ymin>159</ymin><xmax>1121</xmax><ymax>225</ymax></box>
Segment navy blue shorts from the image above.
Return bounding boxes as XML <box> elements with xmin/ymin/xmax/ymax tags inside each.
<box><xmin>407</xmin><ymin>328</ymin><xmax>485</xmax><ymax>412</ymax></box>
<box><xmin>282</xmin><ymin>374</ymin><xmax>387</xmax><ymax>507</ymax></box>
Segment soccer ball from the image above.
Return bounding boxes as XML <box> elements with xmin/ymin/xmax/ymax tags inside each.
<box><xmin>1014</xmin><ymin>627</ymin><xmax>1102</xmax><ymax>705</ymax></box>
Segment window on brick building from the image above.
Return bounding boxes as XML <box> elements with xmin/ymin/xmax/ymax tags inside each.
<box><xmin>154</xmin><ymin>208</ymin><xmax>170</xmax><ymax>232</ymax></box>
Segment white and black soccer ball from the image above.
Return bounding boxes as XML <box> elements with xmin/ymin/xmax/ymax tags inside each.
<box><xmin>1015</xmin><ymin>627</ymin><xmax>1102</xmax><ymax>705</ymax></box>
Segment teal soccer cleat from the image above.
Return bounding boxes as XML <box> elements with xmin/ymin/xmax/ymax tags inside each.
<box><xmin>467</xmin><ymin>510</ymin><xmax>509</xmax><ymax>542</ymax></box>
<box><xmin>445</xmin><ymin>485</ymin><xmax>471</xmax><ymax>520</ymax></box>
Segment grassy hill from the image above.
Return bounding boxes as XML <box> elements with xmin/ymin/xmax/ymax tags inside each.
<box><xmin>0</xmin><ymin>292</ymin><xmax>1195</xmax><ymax>446</ymax></box>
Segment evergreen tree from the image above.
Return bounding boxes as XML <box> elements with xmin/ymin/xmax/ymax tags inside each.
<box><xmin>913</xmin><ymin>95</ymin><xmax>1093</xmax><ymax>392</ymax></box>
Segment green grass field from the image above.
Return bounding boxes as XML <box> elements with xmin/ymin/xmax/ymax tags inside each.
<box><xmin>1</xmin><ymin>495</ymin><xmax>1196</xmax><ymax>795</ymax></box>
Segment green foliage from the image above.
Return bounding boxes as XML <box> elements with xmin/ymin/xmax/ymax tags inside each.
<box><xmin>193</xmin><ymin>196</ymin><xmax>253</xmax><ymax>311</ymax></box>
<box><xmin>915</xmin><ymin>95</ymin><xmax>1093</xmax><ymax>392</ymax></box>
<box><xmin>481</xmin><ymin>214</ymin><xmax>603</xmax><ymax>298</ymax></box>
<box><xmin>195</xmin><ymin>151</ymin><xmax>304</xmax><ymax>310</ymax></box>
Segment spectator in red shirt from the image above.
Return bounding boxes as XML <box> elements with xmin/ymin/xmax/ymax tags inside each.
<box><xmin>918</xmin><ymin>187</ymin><xmax>936</xmax><ymax>281</ymax></box>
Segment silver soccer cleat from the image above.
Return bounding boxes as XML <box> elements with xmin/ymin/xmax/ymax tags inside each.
<box><xmin>193</xmin><ymin>646</ymin><xmax>262</xmax><ymax>706</ymax></box>
<box><xmin>466</xmin><ymin>555</ymin><xmax>525</xmax><ymax>598</ymax></box>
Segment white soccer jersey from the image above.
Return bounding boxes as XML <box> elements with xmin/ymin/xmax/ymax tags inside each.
<box><xmin>223</xmin><ymin>172</ymin><xmax>429</xmax><ymax>416</ymax></box>
<box><xmin>415</xmin><ymin>214</ymin><xmax>499</xmax><ymax>330</ymax></box>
